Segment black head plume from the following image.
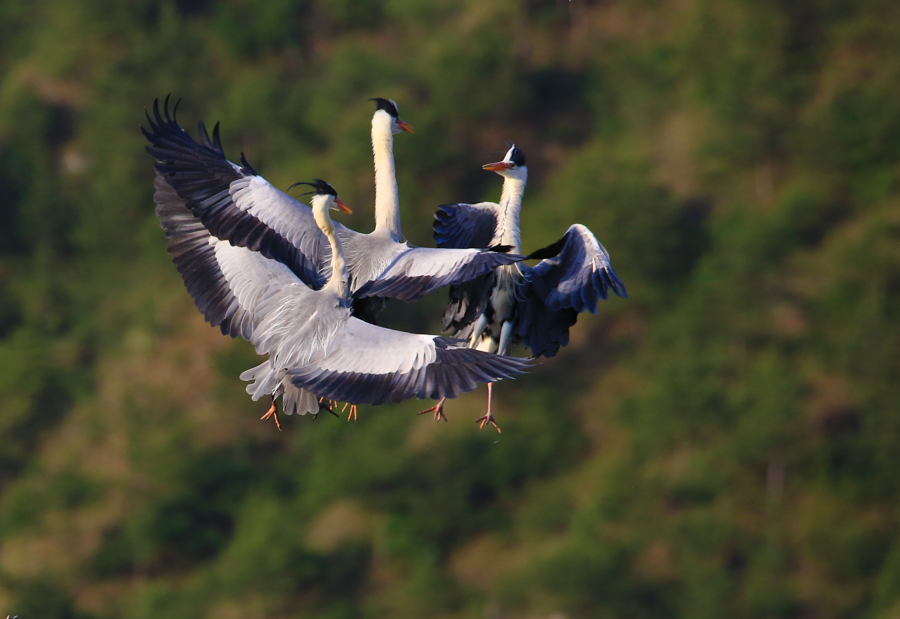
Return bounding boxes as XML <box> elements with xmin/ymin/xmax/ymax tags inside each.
<box><xmin>369</xmin><ymin>97</ymin><xmax>399</xmax><ymax>118</ymax></box>
<box><xmin>288</xmin><ymin>179</ymin><xmax>338</xmax><ymax>197</ymax></box>
<box><xmin>508</xmin><ymin>143</ymin><xmax>526</xmax><ymax>167</ymax></box>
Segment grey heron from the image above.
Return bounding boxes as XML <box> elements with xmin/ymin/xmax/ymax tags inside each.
<box><xmin>143</xmin><ymin>97</ymin><xmax>524</xmax><ymax>324</ymax></box>
<box><xmin>154</xmin><ymin>175</ymin><xmax>531</xmax><ymax>426</ymax></box>
<box><xmin>419</xmin><ymin>144</ymin><xmax>627</xmax><ymax>431</ymax></box>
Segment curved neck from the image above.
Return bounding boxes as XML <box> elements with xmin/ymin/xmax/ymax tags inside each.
<box><xmin>313</xmin><ymin>204</ymin><xmax>350</xmax><ymax>299</ymax></box>
<box><xmin>497</xmin><ymin>173</ymin><xmax>527</xmax><ymax>252</ymax></box>
<box><xmin>371</xmin><ymin>114</ymin><xmax>404</xmax><ymax>241</ymax></box>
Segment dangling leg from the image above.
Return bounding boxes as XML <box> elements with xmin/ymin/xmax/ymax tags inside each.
<box><xmin>342</xmin><ymin>402</ymin><xmax>358</xmax><ymax>421</ymax></box>
<box><xmin>475</xmin><ymin>321</ymin><xmax>512</xmax><ymax>434</ymax></box>
<box><xmin>475</xmin><ymin>383</ymin><xmax>501</xmax><ymax>433</ymax></box>
<box><xmin>318</xmin><ymin>397</ymin><xmax>340</xmax><ymax>417</ymax></box>
<box><xmin>261</xmin><ymin>397</ymin><xmax>282</xmax><ymax>431</ymax></box>
<box><xmin>417</xmin><ymin>397</ymin><xmax>448</xmax><ymax>422</ymax></box>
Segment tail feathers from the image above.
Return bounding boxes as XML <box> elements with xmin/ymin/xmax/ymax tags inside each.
<box><xmin>282</xmin><ymin>383</ymin><xmax>320</xmax><ymax>416</ymax></box>
<box><xmin>241</xmin><ymin>361</ymin><xmax>281</xmax><ymax>401</ymax></box>
<box><xmin>241</xmin><ymin>360</ymin><xmax>320</xmax><ymax>415</ymax></box>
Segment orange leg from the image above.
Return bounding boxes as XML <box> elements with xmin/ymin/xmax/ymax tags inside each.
<box><xmin>342</xmin><ymin>402</ymin><xmax>358</xmax><ymax>421</ymax></box>
<box><xmin>261</xmin><ymin>398</ymin><xmax>282</xmax><ymax>431</ymax></box>
<box><xmin>417</xmin><ymin>397</ymin><xmax>448</xmax><ymax>422</ymax></box>
<box><xmin>475</xmin><ymin>383</ymin><xmax>501</xmax><ymax>433</ymax></box>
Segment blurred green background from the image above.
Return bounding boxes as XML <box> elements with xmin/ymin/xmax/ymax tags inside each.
<box><xmin>1</xmin><ymin>0</ymin><xmax>899</xmax><ymax>617</ymax></box>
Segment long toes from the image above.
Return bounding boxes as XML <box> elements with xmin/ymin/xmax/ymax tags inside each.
<box><xmin>261</xmin><ymin>404</ymin><xmax>276</xmax><ymax>421</ymax></box>
<box><xmin>475</xmin><ymin>414</ymin><xmax>501</xmax><ymax>433</ymax></box>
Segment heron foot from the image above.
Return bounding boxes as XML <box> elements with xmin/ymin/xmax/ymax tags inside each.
<box><xmin>261</xmin><ymin>400</ymin><xmax>282</xmax><ymax>431</ymax></box>
<box><xmin>319</xmin><ymin>397</ymin><xmax>339</xmax><ymax>409</ymax></box>
<box><xmin>417</xmin><ymin>397</ymin><xmax>448</xmax><ymax>422</ymax></box>
<box><xmin>475</xmin><ymin>412</ymin><xmax>501</xmax><ymax>434</ymax></box>
<box><xmin>342</xmin><ymin>402</ymin><xmax>358</xmax><ymax>421</ymax></box>
<box><xmin>317</xmin><ymin>397</ymin><xmax>339</xmax><ymax>417</ymax></box>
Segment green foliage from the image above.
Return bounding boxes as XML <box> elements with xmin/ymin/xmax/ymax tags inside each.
<box><xmin>1</xmin><ymin>0</ymin><xmax>899</xmax><ymax>617</ymax></box>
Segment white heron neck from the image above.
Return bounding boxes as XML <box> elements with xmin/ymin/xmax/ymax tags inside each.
<box><xmin>313</xmin><ymin>203</ymin><xmax>350</xmax><ymax>298</ymax></box>
<box><xmin>371</xmin><ymin>114</ymin><xmax>404</xmax><ymax>241</ymax></box>
<box><xmin>497</xmin><ymin>173</ymin><xmax>527</xmax><ymax>252</ymax></box>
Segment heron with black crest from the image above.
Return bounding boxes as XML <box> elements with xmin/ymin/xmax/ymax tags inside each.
<box><xmin>420</xmin><ymin>144</ymin><xmax>628</xmax><ymax>431</ymax></box>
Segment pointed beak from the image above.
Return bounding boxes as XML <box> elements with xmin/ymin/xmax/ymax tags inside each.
<box><xmin>482</xmin><ymin>161</ymin><xmax>513</xmax><ymax>172</ymax></box>
<box><xmin>334</xmin><ymin>197</ymin><xmax>352</xmax><ymax>214</ymax></box>
<box><xmin>397</xmin><ymin>118</ymin><xmax>415</xmax><ymax>134</ymax></box>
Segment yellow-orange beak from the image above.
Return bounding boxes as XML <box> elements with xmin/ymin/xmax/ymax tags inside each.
<box><xmin>482</xmin><ymin>161</ymin><xmax>513</xmax><ymax>172</ymax></box>
<box><xmin>397</xmin><ymin>119</ymin><xmax>415</xmax><ymax>134</ymax></box>
<box><xmin>334</xmin><ymin>197</ymin><xmax>353</xmax><ymax>214</ymax></box>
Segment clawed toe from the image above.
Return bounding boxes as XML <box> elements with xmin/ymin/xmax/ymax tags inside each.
<box><xmin>261</xmin><ymin>400</ymin><xmax>282</xmax><ymax>431</ymax></box>
<box><xmin>417</xmin><ymin>398</ymin><xmax>448</xmax><ymax>422</ymax></box>
<box><xmin>318</xmin><ymin>397</ymin><xmax>340</xmax><ymax>417</ymax></box>
<box><xmin>475</xmin><ymin>413</ymin><xmax>501</xmax><ymax>434</ymax></box>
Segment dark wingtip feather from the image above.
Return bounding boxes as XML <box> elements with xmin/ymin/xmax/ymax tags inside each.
<box><xmin>240</xmin><ymin>152</ymin><xmax>258</xmax><ymax>176</ymax></box>
<box><xmin>212</xmin><ymin>121</ymin><xmax>222</xmax><ymax>152</ymax></box>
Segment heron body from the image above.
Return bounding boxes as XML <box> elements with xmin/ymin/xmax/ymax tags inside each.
<box><xmin>153</xmin><ymin>174</ymin><xmax>530</xmax><ymax>422</ymax></box>
<box><xmin>421</xmin><ymin>145</ymin><xmax>627</xmax><ymax>430</ymax></box>
<box><xmin>435</xmin><ymin>145</ymin><xmax>627</xmax><ymax>359</ymax></box>
<box><xmin>143</xmin><ymin>97</ymin><xmax>523</xmax><ymax>327</ymax></box>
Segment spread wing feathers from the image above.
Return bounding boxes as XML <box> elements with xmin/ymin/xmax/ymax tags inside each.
<box><xmin>433</xmin><ymin>202</ymin><xmax>501</xmax><ymax>249</ymax></box>
<box><xmin>354</xmin><ymin>246</ymin><xmax>522</xmax><ymax>301</ymax></box>
<box><xmin>514</xmin><ymin>283</ymin><xmax>579</xmax><ymax>358</ymax></box>
<box><xmin>155</xmin><ymin>175</ymin><xmax>257</xmax><ymax>339</ymax></box>
<box><xmin>287</xmin><ymin>321</ymin><xmax>530</xmax><ymax>405</ymax></box>
<box><xmin>155</xmin><ymin>175</ymin><xmax>323</xmax><ymax>414</ymax></box>
<box><xmin>528</xmin><ymin>224</ymin><xmax>627</xmax><ymax>313</ymax></box>
<box><xmin>143</xmin><ymin>97</ymin><xmax>328</xmax><ymax>288</ymax></box>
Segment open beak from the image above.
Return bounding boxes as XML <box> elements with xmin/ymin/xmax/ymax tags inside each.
<box><xmin>334</xmin><ymin>197</ymin><xmax>353</xmax><ymax>214</ymax></box>
<box><xmin>482</xmin><ymin>161</ymin><xmax>513</xmax><ymax>172</ymax></box>
<box><xmin>397</xmin><ymin>119</ymin><xmax>415</xmax><ymax>134</ymax></box>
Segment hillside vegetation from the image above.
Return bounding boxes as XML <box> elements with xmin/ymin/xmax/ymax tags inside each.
<box><xmin>1</xmin><ymin>0</ymin><xmax>899</xmax><ymax>617</ymax></box>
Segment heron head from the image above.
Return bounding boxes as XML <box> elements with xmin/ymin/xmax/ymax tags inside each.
<box><xmin>289</xmin><ymin>179</ymin><xmax>352</xmax><ymax>214</ymax></box>
<box><xmin>483</xmin><ymin>144</ymin><xmax>527</xmax><ymax>180</ymax></box>
<box><xmin>370</xmin><ymin>97</ymin><xmax>414</xmax><ymax>135</ymax></box>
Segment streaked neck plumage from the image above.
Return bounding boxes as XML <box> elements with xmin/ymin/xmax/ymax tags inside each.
<box><xmin>312</xmin><ymin>198</ymin><xmax>350</xmax><ymax>300</ymax></box>
<box><xmin>497</xmin><ymin>169</ymin><xmax>528</xmax><ymax>253</ymax></box>
<box><xmin>371</xmin><ymin>111</ymin><xmax>404</xmax><ymax>241</ymax></box>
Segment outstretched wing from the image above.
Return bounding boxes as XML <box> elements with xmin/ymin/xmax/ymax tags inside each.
<box><xmin>528</xmin><ymin>224</ymin><xmax>627</xmax><ymax>313</ymax></box>
<box><xmin>513</xmin><ymin>283</ymin><xmax>578</xmax><ymax>358</ymax></box>
<box><xmin>288</xmin><ymin>320</ymin><xmax>530</xmax><ymax>405</ymax></box>
<box><xmin>155</xmin><ymin>176</ymin><xmax>323</xmax><ymax>413</ymax></box>
<box><xmin>433</xmin><ymin>202</ymin><xmax>502</xmax><ymax>249</ymax></box>
<box><xmin>144</xmin><ymin>97</ymin><xmax>329</xmax><ymax>289</ymax></box>
<box><xmin>354</xmin><ymin>246</ymin><xmax>521</xmax><ymax>301</ymax></box>
<box><xmin>155</xmin><ymin>173</ymin><xmax>310</xmax><ymax>336</ymax></box>
<box><xmin>510</xmin><ymin>224</ymin><xmax>626</xmax><ymax>358</ymax></box>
